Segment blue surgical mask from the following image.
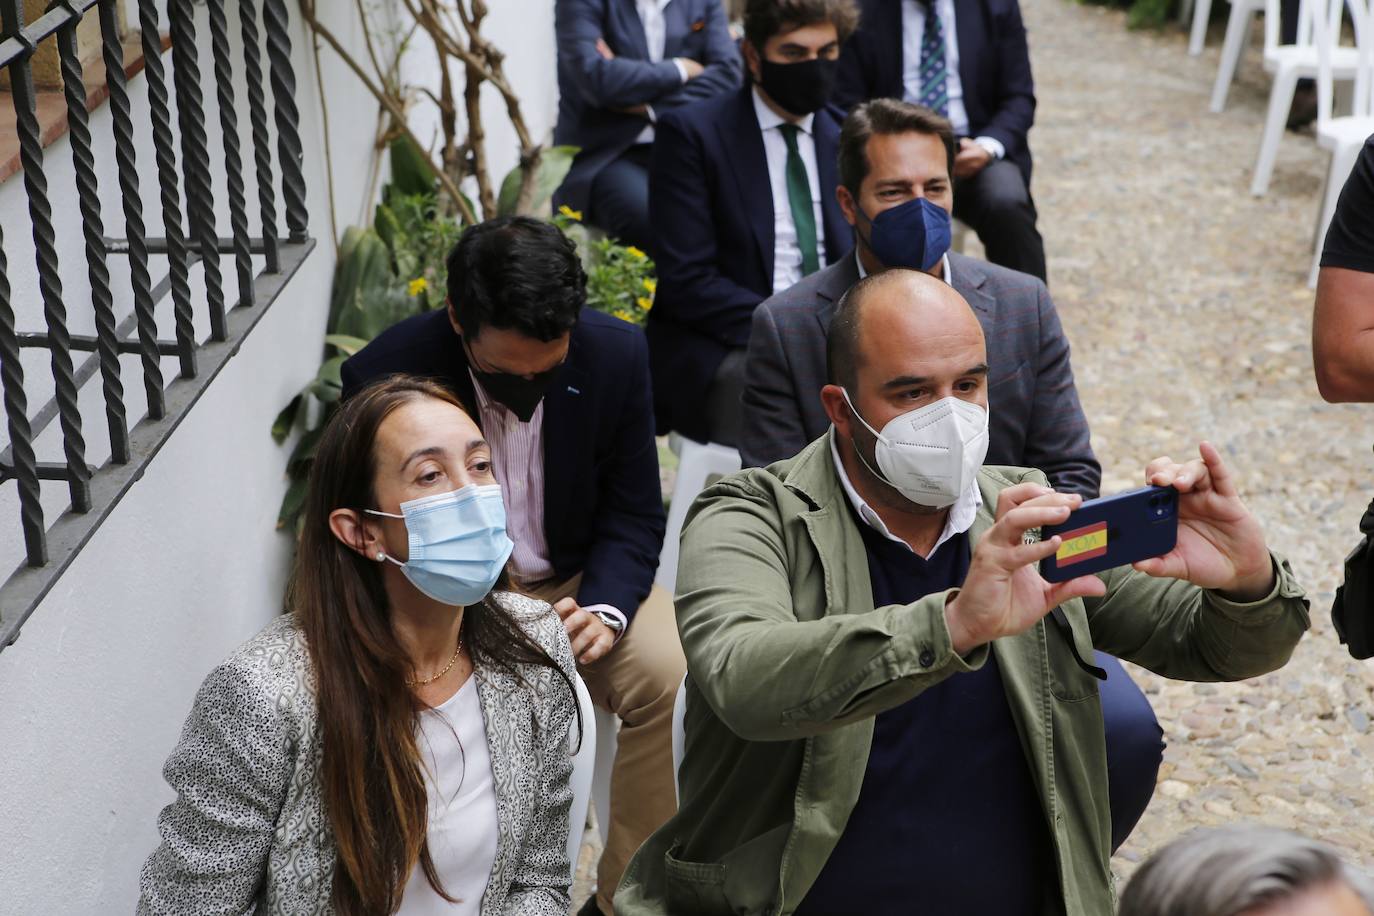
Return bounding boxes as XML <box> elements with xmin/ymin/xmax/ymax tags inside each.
<box><xmin>366</xmin><ymin>484</ymin><xmax>514</xmax><ymax>606</ymax></box>
<box><xmin>861</xmin><ymin>197</ymin><xmax>952</xmax><ymax>272</ymax></box>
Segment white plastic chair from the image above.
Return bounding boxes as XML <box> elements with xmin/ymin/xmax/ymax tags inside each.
<box><xmin>590</xmin><ymin>706</ymin><xmax>618</xmax><ymax>844</ymax></box>
<box><xmin>567</xmin><ymin>674</ymin><xmax>599</xmax><ymax>879</ymax></box>
<box><xmin>1189</xmin><ymin>0</ymin><xmax>1217</xmax><ymax>56</ymax></box>
<box><xmin>655</xmin><ymin>433</ymin><xmax>742</xmax><ymax>595</ymax></box>
<box><xmin>1251</xmin><ymin>0</ymin><xmax>1362</xmax><ymax>195</ymax></box>
<box><xmin>1211</xmin><ymin>0</ymin><xmax>1268</xmax><ymax>110</ymax></box>
<box><xmin>1310</xmin><ymin>0</ymin><xmax>1374</xmax><ymax>284</ymax></box>
<box><xmin>670</xmin><ymin>675</ymin><xmax>688</xmax><ymax>802</ymax></box>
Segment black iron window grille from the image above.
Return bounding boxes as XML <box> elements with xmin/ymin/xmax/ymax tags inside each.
<box><xmin>0</xmin><ymin>0</ymin><xmax>314</xmax><ymax>650</ymax></box>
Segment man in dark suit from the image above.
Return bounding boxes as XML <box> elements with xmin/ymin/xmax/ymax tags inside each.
<box><xmin>739</xmin><ymin>99</ymin><xmax>1163</xmax><ymax>853</ymax></box>
<box><xmin>647</xmin><ymin>0</ymin><xmax>860</xmax><ymax>446</ymax></box>
<box><xmin>553</xmin><ymin>0</ymin><xmax>742</xmax><ymax>251</ymax></box>
<box><xmin>341</xmin><ymin>218</ymin><xmax>680</xmax><ymax>916</ymax></box>
<box><xmin>834</xmin><ymin>0</ymin><xmax>1046</xmax><ymax>281</ymax></box>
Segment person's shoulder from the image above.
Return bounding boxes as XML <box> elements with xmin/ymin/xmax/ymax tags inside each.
<box><xmin>952</xmin><ymin>254</ymin><xmax>1049</xmax><ymax>303</ymax></box>
<box><xmin>490</xmin><ymin>591</ymin><xmax>568</xmax><ymax>659</ymax></box>
<box><xmin>758</xmin><ymin>261</ymin><xmax>850</xmax><ymax>320</ymax></box>
<box><xmin>574</xmin><ymin>308</ymin><xmax>648</xmax><ymax>362</ymax></box>
<box><xmin>203</xmin><ymin>614</ymin><xmax>315</xmax><ymax>725</ymax></box>
<box><xmin>660</xmin><ymin>86</ymin><xmax>746</xmax><ymax>131</ymax></box>
<box><xmin>345</xmin><ymin>309</ymin><xmax>453</xmax><ymax>377</ymax></box>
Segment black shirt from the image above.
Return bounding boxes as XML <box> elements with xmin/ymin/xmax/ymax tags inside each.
<box><xmin>1322</xmin><ymin>135</ymin><xmax>1374</xmax><ymax>274</ymax></box>
<box><xmin>795</xmin><ymin>516</ymin><xmax>1051</xmax><ymax>916</ymax></box>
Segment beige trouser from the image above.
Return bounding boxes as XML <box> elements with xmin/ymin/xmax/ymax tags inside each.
<box><xmin>524</xmin><ymin>574</ymin><xmax>685</xmax><ymax>914</ymax></box>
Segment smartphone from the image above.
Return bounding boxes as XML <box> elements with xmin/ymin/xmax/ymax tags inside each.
<box><xmin>1039</xmin><ymin>485</ymin><xmax>1178</xmax><ymax>583</ymax></box>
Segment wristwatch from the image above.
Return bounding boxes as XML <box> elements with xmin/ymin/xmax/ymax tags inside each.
<box><xmin>591</xmin><ymin>609</ymin><xmax>625</xmax><ymax>636</ymax></box>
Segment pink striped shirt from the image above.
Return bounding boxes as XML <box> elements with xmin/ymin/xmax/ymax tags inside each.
<box><xmin>470</xmin><ymin>372</ymin><xmax>555</xmax><ymax>582</ymax></box>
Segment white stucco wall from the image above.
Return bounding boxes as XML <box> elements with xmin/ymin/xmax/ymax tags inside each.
<box><xmin>0</xmin><ymin>2</ymin><xmax>557</xmax><ymax>912</ymax></box>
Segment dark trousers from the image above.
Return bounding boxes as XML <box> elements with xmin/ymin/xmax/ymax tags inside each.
<box><xmin>704</xmin><ymin>347</ymin><xmax>747</xmax><ymax>447</ymax></box>
<box><xmin>1096</xmin><ymin>650</ymin><xmax>1166</xmax><ymax>851</ymax></box>
<box><xmin>953</xmin><ymin>158</ymin><xmax>1048</xmax><ymax>283</ymax></box>
<box><xmin>588</xmin><ymin>144</ymin><xmax>653</xmax><ymax>252</ymax></box>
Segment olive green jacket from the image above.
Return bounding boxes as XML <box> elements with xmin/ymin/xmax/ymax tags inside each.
<box><xmin>615</xmin><ymin>433</ymin><xmax>1309</xmax><ymax>916</ymax></box>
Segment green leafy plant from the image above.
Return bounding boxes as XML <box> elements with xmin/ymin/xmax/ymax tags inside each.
<box><xmin>555</xmin><ymin>206</ymin><xmax>657</xmax><ymax>326</ymax></box>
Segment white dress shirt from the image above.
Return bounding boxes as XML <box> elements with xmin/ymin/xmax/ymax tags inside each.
<box><xmin>900</xmin><ymin>0</ymin><xmax>1006</xmax><ymax>160</ymax></box>
<box><xmin>855</xmin><ymin>248</ymin><xmax>953</xmax><ymax>286</ymax></box>
<box><xmin>830</xmin><ymin>432</ymin><xmax>982</xmax><ymax>559</ymax></box>
<box><xmin>753</xmin><ymin>87</ymin><xmax>827</xmax><ymax>294</ymax></box>
<box><xmin>397</xmin><ymin>677</ymin><xmax>498</xmax><ymax>915</ymax></box>
<box><xmin>635</xmin><ymin>0</ymin><xmax>688</xmax><ymax>145</ymax></box>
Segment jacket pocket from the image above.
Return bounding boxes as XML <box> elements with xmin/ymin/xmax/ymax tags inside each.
<box><xmin>664</xmin><ymin>845</ymin><xmax>734</xmax><ymax>915</ymax></box>
<box><xmin>1047</xmin><ymin>606</ymin><xmax>1101</xmax><ymax>702</ymax></box>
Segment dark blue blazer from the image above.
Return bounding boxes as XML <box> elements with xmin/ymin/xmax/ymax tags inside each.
<box><xmin>646</xmin><ymin>86</ymin><xmax>850</xmax><ymax>441</ymax></box>
<box><xmin>834</xmin><ymin>0</ymin><xmax>1037</xmax><ymax>184</ymax></box>
<box><xmin>553</xmin><ymin>0</ymin><xmax>742</xmax><ymax>216</ymax></box>
<box><xmin>340</xmin><ymin>308</ymin><xmax>665</xmax><ymax>624</ymax></box>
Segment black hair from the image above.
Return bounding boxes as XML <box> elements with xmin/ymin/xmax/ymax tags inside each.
<box><xmin>742</xmin><ymin>0</ymin><xmax>861</xmax><ymax>50</ymax></box>
<box><xmin>839</xmin><ymin>99</ymin><xmax>957</xmax><ymax>198</ymax></box>
<box><xmin>445</xmin><ymin>216</ymin><xmax>586</xmax><ymax>342</ymax></box>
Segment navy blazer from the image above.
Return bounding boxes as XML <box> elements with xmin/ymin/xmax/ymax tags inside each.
<box><xmin>647</xmin><ymin>86</ymin><xmax>850</xmax><ymax>441</ymax></box>
<box><xmin>739</xmin><ymin>251</ymin><xmax>1101</xmax><ymax>498</ymax></box>
<box><xmin>834</xmin><ymin>0</ymin><xmax>1037</xmax><ymax>184</ymax></box>
<box><xmin>340</xmin><ymin>308</ymin><xmax>666</xmax><ymax>623</ymax></box>
<box><xmin>553</xmin><ymin>0</ymin><xmax>742</xmax><ymax>216</ymax></box>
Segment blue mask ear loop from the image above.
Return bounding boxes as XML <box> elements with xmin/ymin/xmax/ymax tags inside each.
<box><xmin>363</xmin><ymin>508</ymin><xmax>406</xmax><ymax>567</ymax></box>
<box><xmin>838</xmin><ymin>389</ymin><xmax>898</xmax><ymax>489</ymax></box>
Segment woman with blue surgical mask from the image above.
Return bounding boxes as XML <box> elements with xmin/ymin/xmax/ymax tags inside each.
<box><xmin>140</xmin><ymin>375</ymin><xmax>580</xmax><ymax>916</ymax></box>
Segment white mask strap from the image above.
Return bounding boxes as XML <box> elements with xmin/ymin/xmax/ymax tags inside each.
<box><xmin>364</xmin><ymin>508</ymin><xmax>404</xmax><ymax>519</ymax></box>
<box><xmin>839</xmin><ymin>388</ymin><xmax>887</xmax><ymax>445</ymax></box>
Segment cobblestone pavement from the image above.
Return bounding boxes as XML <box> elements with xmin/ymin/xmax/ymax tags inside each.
<box><xmin>1024</xmin><ymin>0</ymin><xmax>1374</xmax><ymax>885</ymax></box>
<box><xmin>575</xmin><ymin>1</ymin><xmax>1374</xmax><ymax>908</ymax></box>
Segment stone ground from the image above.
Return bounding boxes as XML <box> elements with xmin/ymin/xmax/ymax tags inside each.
<box><xmin>574</xmin><ymin>0</ymin><xmax>1374</xmax><ymax>908</ymax></box>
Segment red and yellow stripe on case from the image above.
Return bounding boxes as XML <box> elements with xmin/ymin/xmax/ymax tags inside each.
<box><xmin>1055</xmin><ymin>521</ymin><xmax>1108</xmax><ymax>566</ymax></box>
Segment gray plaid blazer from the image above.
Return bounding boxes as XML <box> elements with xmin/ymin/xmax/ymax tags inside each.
<box><xmin>739</xmin><ymin>251</ymin><xmax>1102</xmax><ymax>498</ymax></box>
<box><xmin>137</xmin><ymin>593</ymin><xmax>577</xmax><ymax>915</ymax></box>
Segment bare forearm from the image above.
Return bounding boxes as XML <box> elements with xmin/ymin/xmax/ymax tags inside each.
<box><xmin>1314</xmin><ymin>267</ymin><xmax>1374</xmax><ymax>402</ymax></box>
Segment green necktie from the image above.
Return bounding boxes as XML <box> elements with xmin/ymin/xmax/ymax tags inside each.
<box><xmin>779</xmin><ymin>123</ymin><xmax>821</xmax><ymax>277</ymax></box>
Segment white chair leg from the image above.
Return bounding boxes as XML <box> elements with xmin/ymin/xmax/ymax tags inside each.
<box><xmin>1309</xmin><ymin>142</ymin><xmax>1363</xmax><ymax>287</ymax></box>
<box><xmin>1252</xmin><ymin>65</ymin><xmax>1299</xmax><ymax>195</ymax></box>
<box><xmin>591</xmin><ymin>706</ymin><xmax>618</xmax><ymax>844</ymax></box>
<box><xmin>1189</xmin><ymin>0</ymin><xmax>1212</xmax><ymax>56</ymax></box>
<box><xmin>1212</xmin><ymin>5</ymin><xmax>1256</xmax><ymax>112</ymax></box>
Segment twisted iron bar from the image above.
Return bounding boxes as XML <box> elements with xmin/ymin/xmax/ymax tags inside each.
<box><xmin>56</xmin><ymin>7</ymin><xmax>129</xmax><ymax>465</ymax></box>
<box><xmin>205</xmin><ymin>0</ymin><xmax>254</xmax><ymax>308</ymax></box>
<box><xmin>137</xmin><ymin>0</ymin><xmax>198</xmax><ymax>377</ymax></box>
<box><xmin>262</xmin><ymin>0</ymin><xmax>309</xmax><ymax>241</ymax></box>
<box><xmin>168</xmin><ymin>0</ymin><xmax>228</xmax><ymax>341</ymax></box>
<box><xmin>1</xmin><ymin>1</ymin><xmax>91</xmax><ymax>513</ymax></box>
<box><xmin>99</xmin><ymin>0</ymin><xmax>166</xmax><ymax>419</ymax></box>
<box><xmin>237</xmin><ymin>0</ymin><xmax>280</xmax><ymax>273</ymax></box>
<box><xmin>0</xmin><ymin>225</ymin><xmax>46</xmax><ymax>567</ymax></box>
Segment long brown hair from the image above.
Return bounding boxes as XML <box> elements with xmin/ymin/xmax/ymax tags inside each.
<box><xmin>288</xmin><ymin>374</ymin><xmax>576</xmax><ymax>914</ymax></box>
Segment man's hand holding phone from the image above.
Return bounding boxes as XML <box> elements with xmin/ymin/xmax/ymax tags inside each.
<box><xmin>1134</xmin><ymin>441</ymin><xmax>1274</xmax><ymax>602</ymax></box>
<box><xmin>945</xmin><ymin>442</ymin><xmax>1276</xmax><ymax>656</ymax></box>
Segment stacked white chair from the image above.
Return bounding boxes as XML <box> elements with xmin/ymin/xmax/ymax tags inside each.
<box><xmin>1250</xmin><ymin>0</ymin><xmax>1362</xmax><ymax>195</ymax></box>
<box><xmin>1310</xmin><ymin>0</ymin><xmax>1374</xmax><ymax>284</ymax></box>
<box><xmin>1210</xmin><ymin>0</ymin><xmax>1269</xmax><ymax>108</ymax></box>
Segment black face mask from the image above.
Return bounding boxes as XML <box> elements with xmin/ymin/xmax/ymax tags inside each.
<box><xmin>464</xmin><ymin>341</ymin><xmax>564</xmax><ymax>423</ymax></box>
<box><xmin>757</xmin><ymin>56</ymin><xmax>839</xmax><ymax>117</ymax></box>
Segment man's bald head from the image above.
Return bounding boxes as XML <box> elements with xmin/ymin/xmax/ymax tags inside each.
<box><xmin>826</xmin><ymin>268</ymin><xmax>986</xmax><ymax>391</ymax></box>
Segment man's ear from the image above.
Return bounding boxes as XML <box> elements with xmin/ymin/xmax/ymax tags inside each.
<box><xmin>329</xmin><ymin>508</ymin><xmax>382</xmax><ymax>561</ymax></box>
<box><xmin>742</xmin><ymin>39</ymin><xmax>761</xmax><ymax>83</ymax></box>
<box><xmin>446</xmin><ymin>299</ymin><xmax>463</xmax><ymax>338</ymax></box>
<box><xmin>820</xmin><ymin>384</ymin><xmax>852</xmax><ymax>438</ymax></box>
<box><xmin>836</xmin><ymin>185</ymin><xmax>859</xmax><ymax>228</ymax></box>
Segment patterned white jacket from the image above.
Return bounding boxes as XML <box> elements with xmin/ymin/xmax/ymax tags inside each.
<box><xmin>138</xmin><ymin>593</ymin><xmax>578</xmax><ymax>915</ymax></box>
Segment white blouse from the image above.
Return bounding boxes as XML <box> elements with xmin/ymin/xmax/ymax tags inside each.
<box><xmin>397</xmin><ymin>676</ymin><xmax>500</xmax><ymax>914</ymax></box>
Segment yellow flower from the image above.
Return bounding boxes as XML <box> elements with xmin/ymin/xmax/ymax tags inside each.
<box><xmin>408</xmin><ymin>277</ymin><xmax>428</xmax><ymax>296</ymax></box>
<box><xmin>613</xmin><ymin>309</ymin><xmax>633</xmax><ymax>322</ymax></box>
<box><xmin>558</xmin><ymin>204</ymin><xmax>583</xmax><ymax>221</ymax></box>
<box><xmin>636</xmin><ymin>296</ymin><xmax>653</xmax><ymax>312</ymax></box>
<box><xmin>626</xmin><ymin>246</ymin><xmax>647</xmax><ymax>260</ymax></box>
<box><xmin>642</xmin><ymin>277</ymin><xmax>656</xmax><ymax>294</ymax></box>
